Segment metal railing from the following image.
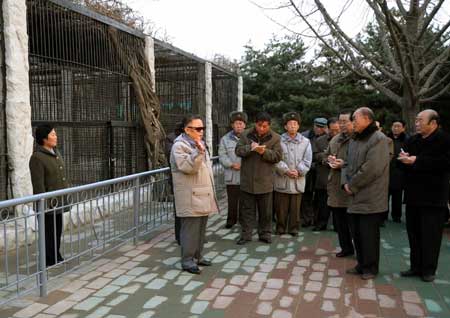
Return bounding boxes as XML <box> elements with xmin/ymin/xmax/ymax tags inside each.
<box><xmin>0</xmin><ymin>157</ymin><xmax>224</xmax><ymax>305</ymax></box>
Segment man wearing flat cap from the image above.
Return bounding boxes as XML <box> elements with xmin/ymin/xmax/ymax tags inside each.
<box><xmin>219</xmin><ymin>111</ymin><xmax>247</xmax><ymax>229</ymax></box>
<box><xmin>274</xmin><ymin>112</ymin><xmax>312</xmax><ymax>236</ymax></box>
<box><xmin>301</xmin><ymin>117</ymin><xmax>328</xmax><ymax>227</ymax></box>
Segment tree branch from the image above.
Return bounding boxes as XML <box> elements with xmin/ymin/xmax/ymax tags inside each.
<box><xmin>377</xmin><ymin>0</ymin><xmax>415</xmax><ymax>94</ymax></box>
<box><xmin>423</xmin><ymin>19</ymin><xmax>450</xmax><ymax>55</ymax></box>
<box><xmin>417</xmin><ymin>0</ymin><xmax>445</xmax><ymax>41</ymax></box>
<box><xmin>419</xmin><ymin>45</ymin><xmax>450</xmax><ymax>80</ymax></box>
<box><xmin>395</xmin><ymin>0</ymin><xmax>407</xmax><ymax>16</ymax></box>
<box><xmin>420</xmin><ymin>80</ymin><xmax>450</xmax><ymax>103</ymax></box>
<box><xmin>365</xmin><ymin>0</ymin><xmax>401</xmax><ymax>74</ymax></box>
<box><xmin>419</xmin><ymin>67</ymin><xmax>450</xmax><ymax>96</ymax></box>
<box><xmin>311</xmin><ymin>0</ymin><xmax>402</xmax><ymax>84</ymax></box>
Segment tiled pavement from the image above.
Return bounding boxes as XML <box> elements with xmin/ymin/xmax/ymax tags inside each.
<box><xmin>1</xmin><ymin>213</ymin><xmax>450</xmax><ymax>318</ymax></box>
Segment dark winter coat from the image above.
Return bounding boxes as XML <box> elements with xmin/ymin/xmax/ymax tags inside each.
<box><xmin>29</xmin><ymin>146</ymin><xmax>70</xmax><ymax>212</ymax></box>
<box><xmin>236</xmin><ymin>128</ymin><xmax>282</xmax><ymax>194</ymax></box>
<box><xmin>401</xmin><ymin>129</ymin><xmax>450</xmax><ymax>208</ymax></box>
<box><xmin>388</xmin><ymin>132</ymin><xmax>408</xmax><ymax>190</ymax></box>
<box><xmin>313</xmin><ymin>133</ymin><xmax>332</xmax><ymax>190</ymax></box>
<box><xmin>342</xmin><ymin>122</ymin><xmax>390</xmax><ymax>214</ymax></box>
<box><xmin>326</xmin><ymin>132</ymin><xmax>352</xmax><ymax>208</ymax></box>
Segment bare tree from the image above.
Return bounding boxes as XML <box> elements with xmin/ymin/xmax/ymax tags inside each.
<box><xmin>259</xmin><ymin>0</ymin><xmax>450</xmax><ymax>129</ymax></box>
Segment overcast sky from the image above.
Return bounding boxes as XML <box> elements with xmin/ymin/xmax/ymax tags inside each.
<box><xmin>126</xmin><ymin>0</ymin><xmax>450</xmax><ymax>62</ymax></box>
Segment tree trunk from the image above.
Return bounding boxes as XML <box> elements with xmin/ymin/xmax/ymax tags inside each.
<box><xmin>401</xmin><ymin>87</ymin><xmax>420</xmax><ymax>134</ymax></box>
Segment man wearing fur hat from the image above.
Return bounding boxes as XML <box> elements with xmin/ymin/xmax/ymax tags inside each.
<box><xmin>219</xmin><ymin>111</ymin><xmax>247</xmax><ymax>229</ymax></box>
<box><xmin>274</xmin><ymin>112</ymin><xmax>312</xmax><ymax>236</ymax></box>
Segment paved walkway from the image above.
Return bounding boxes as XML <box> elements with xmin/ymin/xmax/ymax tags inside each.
<box><xmin>1</xmin><ymin>212</ymin><xmax>450</xmax><ymax>318</ymax></box>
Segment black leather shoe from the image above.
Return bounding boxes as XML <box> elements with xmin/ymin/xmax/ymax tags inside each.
<box><xmin>361</xmin><ymin>273</ymin><xmax>376</xmax><ymax>280</ymax></box>
<box><xmin>225</xmin><ymin>224</ymin><xmax>234</xmax><ymax>229</ymax></box>
<box><xmin>312</xmin><ymin>225</ymin><xmax>326</xmax><ymax>231</ymax></box>
<box><xmin>421</xmin><ymin>275</ymin><xmax>435</xmax><ymax>282</ymax></box>
<box><xmin>289</xmin><ymin>232</ymin><xmax>299</xmax><ymax>237</ymax></box>
<box><xmin>400</xmin><ymin>269</ymin><xmax>420</xmax><ymax>277</ymax></box>
<box><xmin>258</xmin><ymin>237</ymin><xmax>272</xmax><ymax>244</ymax></box>
<box><xmin>336</xmin><ymin>251</ymin><xmax>354</xmax><ymax>258</ymax></box>
<box><xmin>183</xmin><ymin>266</ymin><xmax>201</xmax><ymax>275</ymax></box>
<box><xmin>198</xmin><ymin>259</ymin><xmax>212</xmax><ymax>266</ymax></box>
<box><xmin>346</xmin><ymin>267</ymin><xmax>362</xmax><ymax>275</ymax></box>
<box><xmin>237</xmin><ymin>238</ymin><xmax>251</xmax><ymax>245</ymax></box>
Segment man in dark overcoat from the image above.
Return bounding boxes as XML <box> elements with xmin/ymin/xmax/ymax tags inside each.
<box><xmin>398</xmin><ymin>109</ymin><xmax>450</xmax><ymax>282</ymax></box>
<box><xmin>342</xmin><ymin>107</ymin><xmax>390</xmax><ymax>280</ymax></box>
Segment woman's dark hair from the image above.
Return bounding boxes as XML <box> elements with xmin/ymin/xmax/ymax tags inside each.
<box><xmin>182</xmin><ymin>114</ymin><xmax>203</xmax><ymax>128</ymax></box>
<box><xmin>35</xmin><ymin>124</ymin><xmax>54</xmax><ymax>146</ymax></box>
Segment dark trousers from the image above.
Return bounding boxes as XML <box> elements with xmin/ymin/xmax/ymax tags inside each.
<box><xmin>331</xmin><ymin>207</ymin><xmax>354</xmax><ymax>254</ymax></box>
<box><xmin>388</xmin><ymin>189</ymin><xmax>403</xmax><ymax>221</ymax></box>
<box><xmin>300</xmin><ymin>191</ymin><xmax>315</xmax><ymax>225</ymax></box>
<box><xmin>174</xmin><ymin>213</ymin><xmax>181</xmax><ymax>245</ymax></box>
<box><xmin>405</xmin><ymin>206</ymin><xmax>447</xmax><ymax>276</ymax></box>
<box><xmin>348</xmin><ymin>212</ymin><xmax>383</xmax><ymax>274</ymax></box>
<box><xmin>44</xmin><ymin>212</ymin><xmax>63</xmax><ymax>266</ymax></box>
<box><xmin>274</xmin><ymin>192</ymin><xmax>302</xmax><ymax>234</ymax></box>
<box><xmin>226</xmin><ymin>185</ymin><xmax>240</xmax><ymax>226</ymax></box>
<box><xmin>315</xmin><ymin>189</ymin><xmax>330</xmax><ymax>228</ymax></box>
<box><xmin>180</xmin><ymin>216</ymin><xmax>208</xmax><ymax>269</ymax></box>
<box><xmin>239</xmin><ymin>191</ymin><xmax>272</xmax><ymax>240</ymax></box>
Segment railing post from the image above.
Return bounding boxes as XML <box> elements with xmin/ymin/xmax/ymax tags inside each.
<box><xmin>133</xmin><ymin>178</ymin><xmax>140</xmax><ymax>245</ymax></box>
<box><xmin>37</xmin><ymin>199</ymin><xmax>47</xmax><ymax>297</ymax></box>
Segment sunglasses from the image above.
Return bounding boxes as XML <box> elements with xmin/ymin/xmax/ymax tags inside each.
<box><xmin>187</xmin><ymin>126</ymin><xmax>206</xmax><ymax>132</ymax></box>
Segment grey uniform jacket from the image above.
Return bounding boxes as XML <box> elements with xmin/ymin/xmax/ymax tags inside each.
<box><xmin>274</xmin><ymin>133</ymin><xmax>312</xmax><ymax>194</ymax></box>
<box><xmin>218</xmin><ymin>131</ymin><xmax>241</xmax><ymax>185</ymax></box>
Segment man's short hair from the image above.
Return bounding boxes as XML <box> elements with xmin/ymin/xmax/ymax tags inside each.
<box><xmin>182</xmin><ymin>114</ymin><xmax>203</xmax><ymax>128</ymax></box>
<box><xmin>354</xmin><ymin>107</ymin><xmax>375</xmax><ymax>121</ymax></box>
<box><xmin>392</xmin><ymin>118</ymin><xmax>406</xmax><ymax>127</ymax></box>
<box><xmin>392</xmin><ymin>119</ymin><xmax>406</xmax><ymax>127</ymax></box>
<box><xmin>427</xmin><ymin>110</ymin><xmax>440</xmax><ymax>125</ymax></box>
<box><xmin>35</xmin><ymin>124</ymin><xmax>55</xmax><ymax>146</ymax></box>
<box><xmin>339</xmin><ymin>108</ymin><xmax>353</xmax><ymax>118</ymax></box>
<box><xmin>327</xmin><ymin>117</ymin><xmax>338</xmax><ymax>127</ymax></box>
<box><xmin>255</xmin><ymin>112</ymin><xmax>271</xmax><ymax>123</ymax></box>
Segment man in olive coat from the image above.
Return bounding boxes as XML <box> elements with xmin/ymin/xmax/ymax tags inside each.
<box><xmin>398</xmin><ymin>109</ymin><xmax>450</xmax><ymax>282</ymax></box>
<box><xmin>301</xmin><ymin>118</ymin><xmax>328</xmax><ymax>227</ymax></box>
<box><xmin>312</xmin><ymin>117</ymin><xmax>340</xmax><ymax>231</ymax></box>
<box><xmin>30</xmin><ymin>125</ymin><xmax>69</xmax><ymax>267</ymax></box>
<box><xmin>342</xmin><ymin>107</ymin><xmax>390</xmax><ymax>280</ymax></box>
<box><xmin>235</xmin><ymin>112</ymin><xmax>282</xmax><ymax>244</ymax></box>
<box><xmin>326</xmin><ymin>109</ymin><xmax>355</xmax><ymax>257</ymax></box>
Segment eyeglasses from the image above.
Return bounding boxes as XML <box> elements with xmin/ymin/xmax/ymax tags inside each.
<box><xmin>187</xmin><ymin>126</ymin><xmax>206</xmax><ymax>132</ymax></box>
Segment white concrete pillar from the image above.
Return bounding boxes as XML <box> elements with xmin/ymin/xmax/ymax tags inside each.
<box><xmin>204</xmin><ymin>62</ymin><xmax>213</xmax><ymax>154</ymax></box>
<box><xmin>237</xmin><ymin>75</ymin><xmax>243</xmax><ymax>112</ymax></box>
<box><xmin>144</xmin><ymin>36</ymin><xmax>156</xmax><ymax>93</ymax></box>
<box><xmin>3</xmin><ymin>0</ymin><xmax>34</xmax><ymax>200</ymax></box>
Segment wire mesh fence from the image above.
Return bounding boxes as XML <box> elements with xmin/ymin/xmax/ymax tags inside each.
<box><xmin>27</xmin><ymin>0</ymin><xmax>147</xmax><ymax>187</ymax></box>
